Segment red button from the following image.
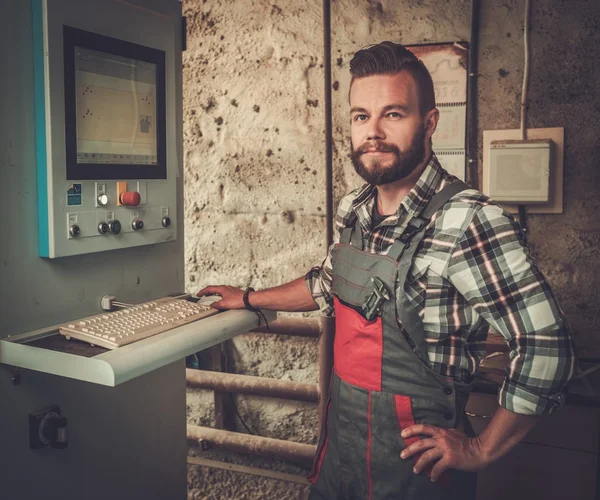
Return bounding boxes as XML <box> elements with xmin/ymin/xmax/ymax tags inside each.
<box><xmin>120</xmin><ymin>191</ymin><xmax>141</xmax><ymax>206</ymax></box>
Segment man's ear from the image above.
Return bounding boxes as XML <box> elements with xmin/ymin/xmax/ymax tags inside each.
<box><xmin>424</xmin><ymin>108</ymin><xmax>440</xmax><ymax>140</ymax></box>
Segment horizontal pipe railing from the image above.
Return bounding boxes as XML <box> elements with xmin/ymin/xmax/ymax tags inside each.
<box><xmin>251</xmin><ymin>317</ymin><xmax>321</xmax><ymax>338</ymax></box>
<box><xmin>186</xmin><ymin>369</ymin><xmax>319</xmax><ymax>403</ymax></box>
<box><xmin>187</xmin><ymin>425</ymin><xmax>316</xmax><ymax>468</ymax></box>
<box><xmin>187</xmin><ymin>456</ymin><xmax>310</xmax><ymax>485</ymax></box>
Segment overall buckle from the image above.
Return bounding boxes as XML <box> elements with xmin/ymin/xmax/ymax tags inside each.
<box><xmin>361</xmin><ymin>276</ymin><xmax>391</xmax><ymax>321</ymax></box>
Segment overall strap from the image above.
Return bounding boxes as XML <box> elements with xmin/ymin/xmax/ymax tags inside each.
<box><xmin>339</xmin><ymin>226</ymin><xmax>353</xmax><ymax>244</ymax></box>
<box><xmin>386</xmin><ymin>180</ymin><xmax>470</xmax><ymax>262</ymax></box>
<box><xmin>390</xmin><ymin>180</ymin><xmax>471</xmax><ymax>364</ymax></box>
<box><xmin>339</xmin><ymin>220</ymin><xmax>364</xmax><ymax>249</ymax></box>
<box><xmin>421</xmin><ymin>180</ymin><xmax>470</xmax><ymax>220</ymax></box>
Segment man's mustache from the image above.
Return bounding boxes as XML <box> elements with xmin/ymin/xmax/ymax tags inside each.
<box><xmin>356</xmin><ymin>142</ymin><xmax>399</xmax><ymax>155</ymax></box>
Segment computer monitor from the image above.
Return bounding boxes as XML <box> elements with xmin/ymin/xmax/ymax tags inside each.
<box><xmin>63</xmin><ymin>26</ymin><xmax>166</xmax><ymax>180</ymax></box>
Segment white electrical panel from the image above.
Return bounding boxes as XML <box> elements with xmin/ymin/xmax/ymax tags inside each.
<box><xmin>487</xmin><ymin>139</ymin><xmax>553</xmax><ymax>204</ymax></box>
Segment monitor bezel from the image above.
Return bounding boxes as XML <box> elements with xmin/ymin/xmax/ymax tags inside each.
<box><xmin>63</xmin><ymin>26</ymin><xmax>167</xmax><ymax>180</ymax></box>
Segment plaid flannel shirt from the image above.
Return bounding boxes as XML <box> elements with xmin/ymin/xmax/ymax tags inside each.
<box><xmin>306</xmin><ymin>155</ymin><xmax>576</xmax><ymax>416</ymax></box>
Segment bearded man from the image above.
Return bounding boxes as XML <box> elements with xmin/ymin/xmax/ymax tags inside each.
<box><xmin>198</xmin><ymin>41</ymin><xmax>575</xmax><ymax>500</ymax></box>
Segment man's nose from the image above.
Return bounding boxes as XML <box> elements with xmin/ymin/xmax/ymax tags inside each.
<box><xmin>366</xmin><ymin>118</ymin><xmax>385</xmax><ymax>141</ymax></box>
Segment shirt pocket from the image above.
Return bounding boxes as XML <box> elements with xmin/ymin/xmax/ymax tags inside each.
<box><xmin>404</xmin><ymin>256</ymin><xmax>431</xmax><ymax>313</ymax></box>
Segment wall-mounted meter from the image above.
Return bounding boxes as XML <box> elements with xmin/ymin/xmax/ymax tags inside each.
<box><xmin>34</xmin><ymin>3</ymin><xmax>177</xmax><ymax>258</ymax></box>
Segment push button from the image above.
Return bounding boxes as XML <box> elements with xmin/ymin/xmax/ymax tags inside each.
<box><xmin>120</xmin><ymin>191</ymin><xmax>141</xmax><ymax>207</ymax></box>
<box><xmin>443</xmin><ymin>387</ymin><xmax>453</xmax><ymax>395</ymax></box>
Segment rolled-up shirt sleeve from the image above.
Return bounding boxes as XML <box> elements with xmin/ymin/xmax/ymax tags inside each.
<box><xmin>305</xmin><ymin>249</ymin><xmax>335</xmax><ymax>317</ymax></box>
<box><xmin>447</xmin><ymin>203</ymin><xmax>577</xmax><ymax>415</ymax></box>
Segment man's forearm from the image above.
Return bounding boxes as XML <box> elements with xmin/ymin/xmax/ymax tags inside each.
<box><xmin>476</xmin><ymin>405</ymin><xmax>540</xmax><ymax>464</ymax></box>
<box><xmin>247</xmin><ymin>277</ymin><xmax>319</xmax><ymax>312</ymax></box>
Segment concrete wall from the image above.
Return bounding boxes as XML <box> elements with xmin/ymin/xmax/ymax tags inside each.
<box><xmin>182</xmin><ymin>1</ymin><xmax>600</xmax><ymax>498</ymax></box>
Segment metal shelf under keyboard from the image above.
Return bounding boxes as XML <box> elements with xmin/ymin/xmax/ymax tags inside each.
<box><xmin>0</xmin><ymin>309</ymin><xmax>277</xmax><ymax>387</ymax></box>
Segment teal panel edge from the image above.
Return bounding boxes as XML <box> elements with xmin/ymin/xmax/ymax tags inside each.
<box><xmin>32</xmin><ymin>0</ymin><xmax>49</xmax><ymax>258</ymax></box>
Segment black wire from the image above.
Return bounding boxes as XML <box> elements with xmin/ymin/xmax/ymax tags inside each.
<box><xmin>254</xmin><ymin>309</ymin><xmax>270</xmax><ymax>330</ymax></box>
<box><xmin>222</xmin><ymin>341</ymin><xmax>259</xmax><ymax>436</ymax></box>
<box><xmin>228</xmin><ymin>392</ymin><xmax>257</xmax><ymax>436</ymax></box>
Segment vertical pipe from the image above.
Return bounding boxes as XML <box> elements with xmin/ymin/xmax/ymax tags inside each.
<box><xmin>466</xmin><ymin>0</ymin><xmax>480</xmax><ymax>188</ymax></box>
<box><xmin>320</xmin><ymin>0</ymin><xmax>334</xmax><ymax>426</ymax></box>
<box><xmin>323</xmin><ymin>0</ymin><xmax>333</xmax><ymax>246</ymax></box>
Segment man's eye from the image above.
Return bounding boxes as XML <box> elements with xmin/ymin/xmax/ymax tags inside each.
<box><xmin>353</xmin><ymin>114</ymin><xmax>368</xmax><ymax>122</ymax></box>
<box><xmin>387</xmin><ymin>112</ymin><xmax>402</xmax><ymax>119</ymax></box>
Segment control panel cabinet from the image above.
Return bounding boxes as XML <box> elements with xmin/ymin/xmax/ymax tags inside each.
<box><xmin>34</xmin><ymin>0</ymin><xmax>178</xmax><ymax>258</ymax></box>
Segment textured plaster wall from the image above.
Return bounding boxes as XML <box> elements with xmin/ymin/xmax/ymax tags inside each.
<box><xmin>183</xmin><ymin>1</ymin><xmax>600</xmax><ymax>498</ymax></box>
<box><xmin>182</xmin><ymin>1</ymin><xmax>323</xmax><ymax>498</ymax></box>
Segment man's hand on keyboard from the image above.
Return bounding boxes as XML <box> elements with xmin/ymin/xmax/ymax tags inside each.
<box><xmin>196</xmin><ymin>286</ymin><xmax>244</xmax><ymax>310</ymax></box>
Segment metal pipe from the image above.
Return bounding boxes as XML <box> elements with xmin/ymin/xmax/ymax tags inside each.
<box><xmin>187</xmin><ymin>425</ymin><xmax>316</xmax><ymax>467</ymax></box>
<box><xmin>187</xmin><ymin>456</ymin><xmax>310</xmax><ymax>485</ymax></box>
<box><xmin>520</xmin><ymin>0</ymin><xmax>531</xmax><ymax>141</ymax></box>
<box><xmin>323</xmin><ymin>0</ymin><xmax>333</xmax><ymax>246</ymax></box>
<box><xmin>466</xmin><ymin>0</ymin><xmax>480</xmax><ymax>188</ymax></box>
<box><xmin>251</xmin><ymin>317</ymin><xmax>320</xmax><ymax>338</ymax></box>
<box><xmin>186</xmin><ymin>369</ymin><xmax>319</xmax><ymax>403</ymax></box>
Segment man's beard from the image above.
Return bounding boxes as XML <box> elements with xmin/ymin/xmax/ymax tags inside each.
<box><xmin>350</xmin><ymin>126</ymin><xmax>427</xmax><ymax>185</ymax></box>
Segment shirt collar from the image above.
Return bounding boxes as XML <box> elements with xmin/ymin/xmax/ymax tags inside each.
<box><xmin>350</xmin><ymin>154</ymin><xmax>444</xmax><ymax>221</ymax></box>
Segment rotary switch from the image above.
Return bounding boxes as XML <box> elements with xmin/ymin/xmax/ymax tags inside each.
<box><xmin>29</xmin><ymin>405</ymin><xmax>68</xmax><ymax>450</ymax></box>
<box><xmin>108</xmin><ymin>220</ymin><xmax>121</xmax><ymax>234</ymax></box>
<box><xmin>132</xmin><ymin>218</ymin><xmax>144</xmax><ymax>231</ymax></box>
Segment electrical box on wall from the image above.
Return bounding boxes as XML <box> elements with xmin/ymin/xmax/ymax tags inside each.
<box><xmin>482</xmin><ymin>128</ymin><xmax>564</xmax><ymax>214</ymax></box>
<box><xmin>488</xmin><ymin>139</ymin><xmax>552</xmax><ymax>204</ymax></box>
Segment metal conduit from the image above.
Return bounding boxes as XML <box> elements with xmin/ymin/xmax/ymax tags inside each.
<box><xmin>323</xmin><ymin>0</ymin><xmax>333</xmax><ymax>246</ymax></box>
<box><xmin>251</xmin><ymin>317</ymin><xmax>321</xmax><ymax>338</ymax></box>
<box><xmin>186</xmin><ymin>369</ymin><xmax>319</xmax><ymax>403</ymax></box>
<box><xmin>187</xmin><ymin>425</ymin><xmax>317</xmax><ymax>468</ymax></box>
<box><xmin>466</xmin><ymin>0</ymin><xmax>480</xmax><ymax>187</ymax></box>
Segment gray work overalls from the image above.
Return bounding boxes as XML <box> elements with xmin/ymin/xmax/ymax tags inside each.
<box><xmin>308</xmin><ymin>181</ymin><xmax>477</xmax><ymax>500</ymax></box>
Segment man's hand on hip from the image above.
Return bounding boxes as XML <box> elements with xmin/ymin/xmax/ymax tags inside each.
<box><xmin>399</xmin><ymin>424</ymin><xmax>489</xmax><ymax>482</ymax></box>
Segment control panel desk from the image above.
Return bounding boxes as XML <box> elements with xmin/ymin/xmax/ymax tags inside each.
<box><xmin>0</xmin><ymin>309</ymin><xmax>276</xmax><ymax>500</ymax></box>
<box><xmin>0</xmin><ymin>308</ymin><xmax>275</xmax><ymax>386</ymax></box>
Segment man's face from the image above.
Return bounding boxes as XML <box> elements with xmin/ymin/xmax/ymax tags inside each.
<box><xmin>349</xmin><ymin>72</ymin><xmax>432</xmax><ymax>185</ymax></box>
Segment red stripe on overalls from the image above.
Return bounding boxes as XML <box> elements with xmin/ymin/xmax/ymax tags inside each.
<box><xmin>367</xmin><ymin>391</ymin><xmax>373</xmax><ymax>500</ymax></box>
<box><xmin>333</xmin><ymin>297</ymin><xmax>383</xmax><ymax>391</ymax></box>
<box><xmin>307</xmin><ymin>400</ymin><xmax>331</xmax><ymax>484</ymax></box>
<box><xmin>394</xmin><ymin>395</ymin><xmax>450</xmax><ymax>487</ymax></box>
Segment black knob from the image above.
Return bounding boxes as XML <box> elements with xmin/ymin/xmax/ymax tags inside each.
<box><xmin>132</xmin><ymin>218</ymin><xmax>144</xmax><ymax>231</ymax></box>
<box><xmin>98</xmin><ymin>222</ymin><xmax>109</xmax><ymax>234</ymax></box>
<box><xmin>40</xmin><ymin>412</ymin><xmax>68</xmax><ymax>449</ymax></box>
<box><xmin>69</xmin><ymin>225</ymin><xmax>80</xmax><ymax>237</ymax></box>
<box><xmin>161</xmin><ymin>216</ymin><xmax>171</xmax><ymax>228</ymax></box>
<box><xmin>108</xmin><ymin>220</ymin><xmax>121</xmax><ymax>234</ymax></box>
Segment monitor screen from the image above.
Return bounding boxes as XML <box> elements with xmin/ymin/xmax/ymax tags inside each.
<box><xmin>63</xmin><ymin>26</ymin><xmax>166</xmax><ymax>180</ymax></box>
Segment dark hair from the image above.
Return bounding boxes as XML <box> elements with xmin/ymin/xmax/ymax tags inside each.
<box><xmin>349</xmin><ymin>41</ymin><xmax>436</xmax><ymax>115</ymax></box>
